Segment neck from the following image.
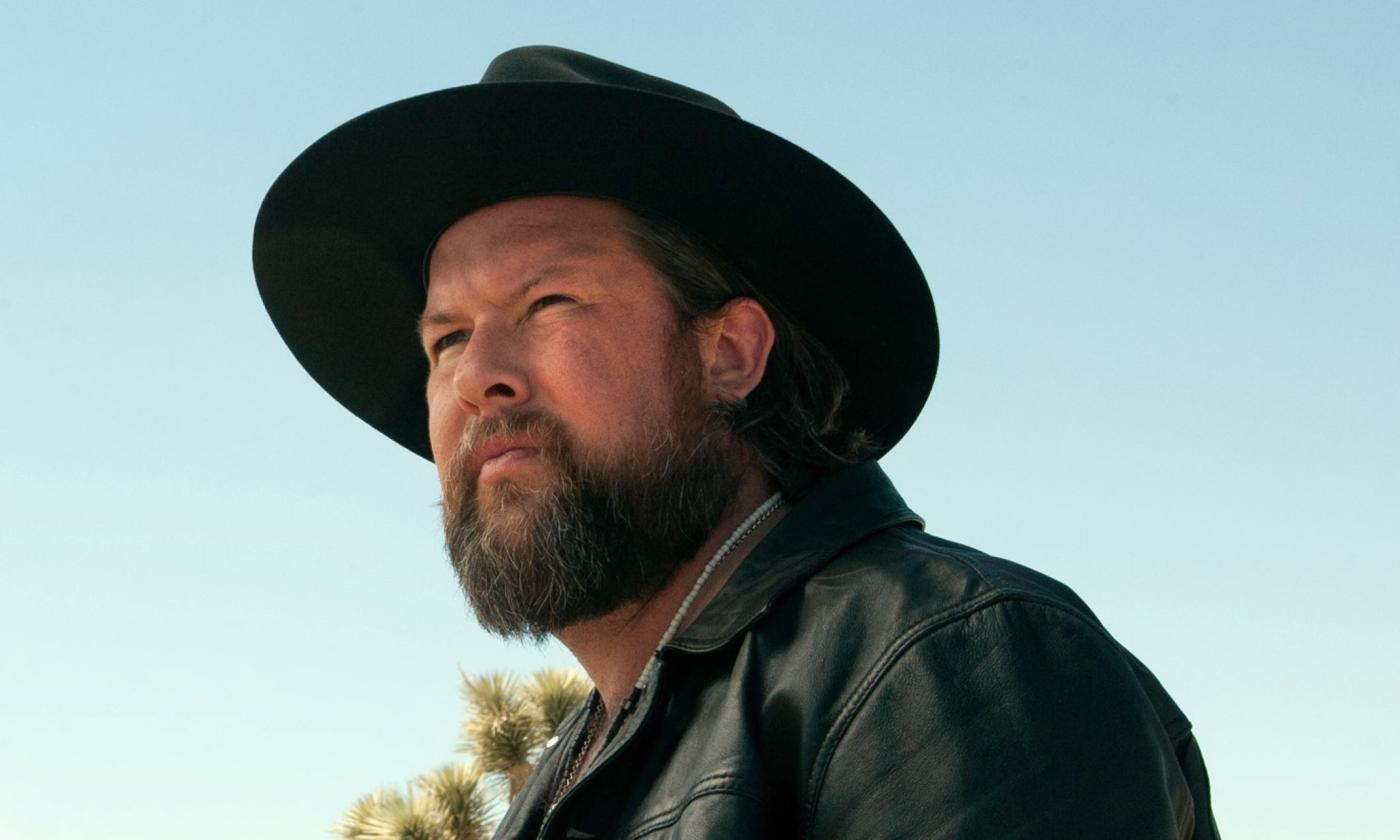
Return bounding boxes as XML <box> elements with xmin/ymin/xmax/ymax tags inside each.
<box><xmin>554</xmin><ymin>466</ymin><xmax>787</xmax><ymax>721</ymax></box>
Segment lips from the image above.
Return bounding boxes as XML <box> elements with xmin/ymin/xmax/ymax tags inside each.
<box><xmin>468</xmin><ymin>434</ymin><xmax>542</xmax><ymax>481</ymax></box>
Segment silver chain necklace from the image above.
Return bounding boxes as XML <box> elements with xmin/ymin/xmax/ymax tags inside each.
<box><xmin>546</xmin><ymin>491</ymin><xmax>785</xmax><ymax>812</ymax></box>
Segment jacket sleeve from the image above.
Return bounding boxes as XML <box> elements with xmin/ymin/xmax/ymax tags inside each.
<box><xmin>804</xmin><ymin>598</ymin><xmax>1201</xmax><ymax>839</ymax></box>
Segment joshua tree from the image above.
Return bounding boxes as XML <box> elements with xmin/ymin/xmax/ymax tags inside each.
<box><xmin>334</xmin><ymin>668</ymin><xmax>590</xmax><ymax>839</ymax></box>
<box><xmin>458</xmin><ymin>668</ymin><xmax>591</xmax><ymax>800</ymax></box>
<box><xmin>522</xmin><ymin>668</ymin><xmax>592</xmax><ymax>736</ymax></box>
<box><xmin>333</xmin><ymin>781</ymin><xmax>469</xmax><ymax>840</ymax></box>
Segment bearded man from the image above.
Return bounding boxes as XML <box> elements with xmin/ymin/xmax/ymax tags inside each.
<box><xmin>254</xmin><ymin>46</ymin><xmax>1218</xmax><ymax>839</ymax></box>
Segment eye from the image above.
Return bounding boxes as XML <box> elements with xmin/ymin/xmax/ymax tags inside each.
<box><xmin>431</xmin><ymin>329</ymin><xmax>469</xmax><ymax>356</ymax></box>
<box><xmin>528</xmin><ymin>293</ymin><xmax>575</xmax><ymax>314</ymax></box>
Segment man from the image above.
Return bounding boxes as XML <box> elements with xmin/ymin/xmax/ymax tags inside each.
<box><xmin>255</xmin><ymin>46</ymin><xmax>1217</xmax><ymax>838</ymax></box>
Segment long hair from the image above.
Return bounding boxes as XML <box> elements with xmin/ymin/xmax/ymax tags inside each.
<box><xmin>624</xmin><ymin>207</ymin><xmax>877</xmax><ymax>496</ymax></box>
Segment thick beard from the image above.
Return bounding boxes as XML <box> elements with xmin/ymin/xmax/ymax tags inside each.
<box><xmin>440</xmin><ymin>374</ymin><xmax>744</xmax><ymax>642</ymax></box>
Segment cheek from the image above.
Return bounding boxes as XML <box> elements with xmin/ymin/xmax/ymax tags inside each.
<box><xmin>425</xmin><ymin>379</ymin><xmax>464</xmax><ymax>463</ymax></box>
<box><xmin>543</xmin><ymin>327</ymin><xmax>677</xmax><ymax>428</ymax></box>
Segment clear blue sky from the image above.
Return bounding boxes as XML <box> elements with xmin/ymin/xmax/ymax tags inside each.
<box><xmin>2</xmin><ymin>2</ymin><xmax>1396</xmax><ymax>838</ymax></box>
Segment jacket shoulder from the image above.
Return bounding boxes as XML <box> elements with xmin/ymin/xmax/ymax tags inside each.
<box><xmin>797</xmin><ymin>523</ymin><xmax>1108</xmax><ymax>640</ymax></box>
<box><xmin>769</xmin><ymin>525</ymin><xmax>1205</xmax><ymax>838</ymax></box>
<box><xmin>791</xmin><ymin>525</ymin><xmax>1191</xmax><ymax>735</ymax></box>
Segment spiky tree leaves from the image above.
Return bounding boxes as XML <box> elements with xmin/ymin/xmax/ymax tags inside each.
<box><xmin>332</xmin><ymin>785</ymin><xmax>448</xmax><ymax>840</ymax></box>
<box><xmin>333</xmin><ymin>789</ymin><xmax>397</xmax><ymax>839</ymax></box>
<box><xmin>458</xmin><ymin>672</ymin><xmax>537</xmax><ymax>798</ymax></box>
<box><xmin>360</xmin><ymin>791</ymin><xmax>445</xmax><ymax>840</ymax></box>
<box><xmin>457</xmin><ymin>668</ymin><xmax>590</xmax><ymax>800</ymax></box>
<box><xmin>335</xmin><ymin>669</ymin><xmax>590</xmax><ymax>838</ymax></box>
<box><xmin>524</xmin><ymin>668</ymin><xmax>591</xmax><ymax>738</ymax></box>
<box><xmin>331</xmin><ymin>767</ymin><xmax>490</xmax><ymax>840</ymax></box>
<box><xmin>417</xmin><ymin>764</ymin><xmax>493</xmax><ymax>840</ymax></box>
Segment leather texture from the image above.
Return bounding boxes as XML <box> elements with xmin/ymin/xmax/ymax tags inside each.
<box><xmin>494</xmin><ymin>462</ymin><xmax>1218</xmax><ymax>839</ymax></box>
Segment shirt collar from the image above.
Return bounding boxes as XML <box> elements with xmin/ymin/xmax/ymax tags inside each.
<box><xmin>668</xmin><ymin>460</ymin><xmax>923</xmax><ymax>653</ymax></box>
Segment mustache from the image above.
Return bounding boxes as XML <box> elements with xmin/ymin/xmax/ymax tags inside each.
<box><xmin>445</xmin><ymin>412</ymin><xmax>571</xmax><ymax>489</ymax></box>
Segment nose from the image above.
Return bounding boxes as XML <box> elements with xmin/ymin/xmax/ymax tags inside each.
<box><xmin>449</xmin><ymin>319</ymin><xmax>531</xmax><ymax>416</ymax></box>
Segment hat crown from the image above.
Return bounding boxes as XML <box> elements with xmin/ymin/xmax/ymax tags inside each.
<box><xmin>481</xmin><ymin>45</ymin><xmax>740</xmax><ymax>119</ymax></box>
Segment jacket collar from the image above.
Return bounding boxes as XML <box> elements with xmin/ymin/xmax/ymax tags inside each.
<box><xmin>669</xmin><ymin>460</ymin><xmax>923</xmax><ymax>654</ymax></box>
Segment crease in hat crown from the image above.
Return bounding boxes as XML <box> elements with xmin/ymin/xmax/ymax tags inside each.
<box><xmin>480</xmin><ymin>46</ymin><xmax>740</xmax><ymax>118</ymax></box>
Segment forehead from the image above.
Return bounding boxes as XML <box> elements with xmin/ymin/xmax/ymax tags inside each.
<box><xmin>426</xmin><ymin>196</ymin><xmax>639</xmax><ymax>291</ymax></box>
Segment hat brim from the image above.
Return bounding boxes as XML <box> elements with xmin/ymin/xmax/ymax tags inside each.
<box><xmin>253</xmin><ymin>81</ymin><xmax>937</xmax><ymax>461</ymax></box>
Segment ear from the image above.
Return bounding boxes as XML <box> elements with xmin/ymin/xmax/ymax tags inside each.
<box><xmin>697</xmin><ymin>298</ymin><xmax>776</xmax><ymax>403</ymax></box>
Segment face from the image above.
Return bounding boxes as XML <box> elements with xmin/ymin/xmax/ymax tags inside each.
<box><xmin>421</xmin><ymin>196</ymin><xmax>744</xmax><ymax>639</ymax></box>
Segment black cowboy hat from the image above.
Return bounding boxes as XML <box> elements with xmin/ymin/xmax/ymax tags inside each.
<box><xmin>253</xmin><ymin>46</ymin><xmax>937</xmax><ymax>460</ymax></box>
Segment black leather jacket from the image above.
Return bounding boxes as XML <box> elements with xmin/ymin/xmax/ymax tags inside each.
<box><xmin>495</xmin><ymin>462</ymin><xmax>1218</xmax><ymax>839</ymax></box>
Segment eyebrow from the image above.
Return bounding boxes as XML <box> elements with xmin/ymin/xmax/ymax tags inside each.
<box><xmin>417</xmin><ymin>259</ymin><xmax>591</xmax><ymax>340</ymax></box>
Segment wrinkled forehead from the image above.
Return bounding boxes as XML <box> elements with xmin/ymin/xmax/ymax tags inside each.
<box><xmin>424</xmin><ymin>195</ymin><xmax>641</xmax><ymax>292</ymax></box>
